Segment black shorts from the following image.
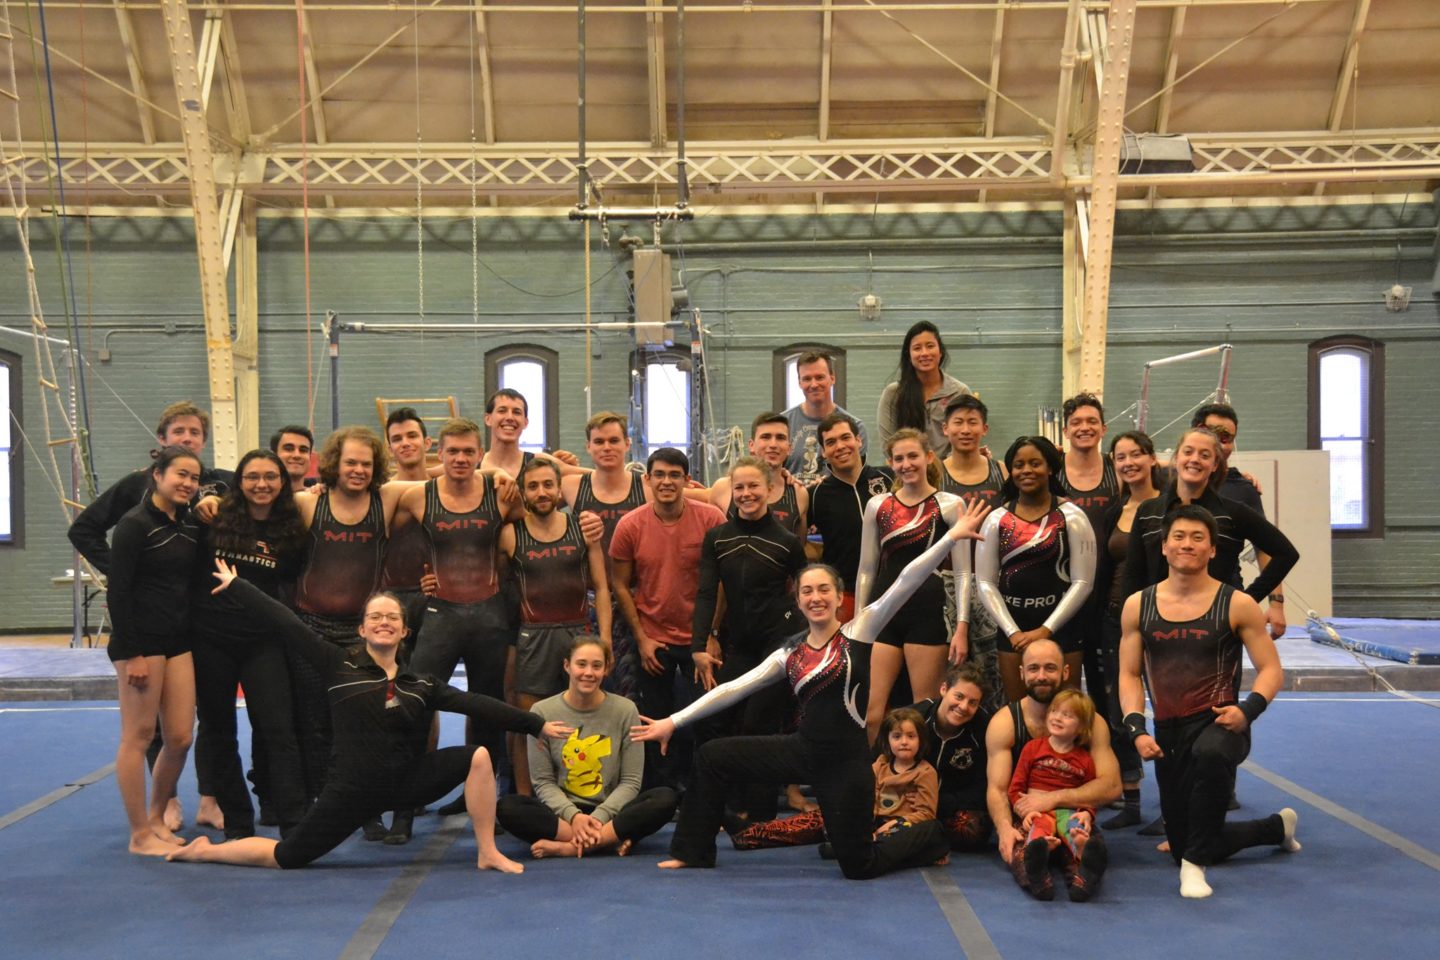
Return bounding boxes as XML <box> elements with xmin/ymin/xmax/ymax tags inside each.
<box><xmin>875</xmin><ymin>611</ymin><xmax>948</xmax><ymax>648</ymax></box>
<box><xmin>107</xmin><ymin>633</ymin><xmax>191</xmax><ymax>662</ymax></box>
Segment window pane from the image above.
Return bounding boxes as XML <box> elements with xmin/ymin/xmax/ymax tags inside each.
<box><xmin>645</xmin><ymin>361</ymin><xmax>690</xmax><ymax>453</ymax></box>
<box><xmin>0</xmin><ymin>363</ymin><xmax>9</xmax><ymax>540</ymax></box>
<box><xmin>1323</xmin><ymin>439</ymin><xmax>1367</xmax><ymax>529</ymax></box>
<box><xmin>498</xmin><ymin>359</ymin><xmax>547</xmax><ymax>453</ymax></box>
<box><xmin>1319</xmin><ymin>350</ymin><xmax>1365</xmax><ymax>439</ymax></box>
<box><xmin>784</xmin><ymin>357</ymin><xmax>804</xmax><ymax>410</ymax></box>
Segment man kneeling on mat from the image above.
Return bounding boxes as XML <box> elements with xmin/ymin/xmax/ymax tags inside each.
<box><xmin>167</xmin><ymin>559</ymin><xmax>571</xmax><ymax>873</ymax></box>
<box><xmin>1118</xmin><ymin>505</ymin><xmax>1300</xmax><ymax>899</ymax></box>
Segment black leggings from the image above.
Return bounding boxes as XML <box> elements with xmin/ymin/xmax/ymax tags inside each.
<box><xmin>1155</xmin><ymin>712</ymin><xmax>1283</xmax><ymax>867</ymax></box>
<box><xmin>192</xmin><ymin>628</ymin><xmax>307</xmax><ymax>835</ymax></box>
<box><xmin>274</xmin><ymin>746</ymin><xmax>479</xmax><ymax>869</ymax></box>
<box><xmin>495</xmin><ymin>788</ymin><xmax>680</xmax><ymax>845</ymax></box>
<box><xmin>1100</xmin><ymin>614</ymin><xmax>1144</xmax><ymax>784</ymax></box>
<box><xmin>290</xmin><ymin>614</ymin><xmax>360</xmax><ymax>799</ymax></box>
<box><xmin>670</xmin><ymin>731</ymin><xmax>949</xmax><ymax>879</ymax></box>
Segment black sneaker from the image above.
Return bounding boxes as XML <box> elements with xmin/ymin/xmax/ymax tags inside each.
<box><xmin>362</xmin><ymin>817</ymin><xmax>387</xmax><ymax>842</ymax></box>
<box><xmin>384</xmin><ymin>810</ymin><xmax>414</xmax><ymax>845</ymax></box>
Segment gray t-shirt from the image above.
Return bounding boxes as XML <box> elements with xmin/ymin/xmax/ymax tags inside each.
<box><xmin>783</xmin><ymin>403</ymin><xmax>869</xmax><ymax>484</ymax></box>
<box><xmin>527</xmin><ymin>691</ymin><xmax>643</xmax><ymax>824</ymax></box>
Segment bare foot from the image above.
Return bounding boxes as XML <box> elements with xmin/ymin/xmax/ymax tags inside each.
<box><xmin>164</xmin><ymin>797</ymin><xmax>184</xmax><ymax>832</ymax></box>
<box><xmin>196</xmin><ymin>796</ymin><xmax>225</xmax><ymax>830</ymax></box>
<box><xmin>616</xmin><ymin>839</ymin><xmax>634</xmax><ymax>857</ymax></box>
<box><xmin>1157</xmin><ymin>840</ymin><xmax>1171</xmax><ymax>854</ymax></box>
<box><xmin>165</xmin><ymin>835</ymin><xmax>213</xmax><ymax>862</ymax></box>
<box><xmin>932</xmin><ymin>854</ymin><xmax>950</xmax><ymax>866</ymax></box>
<box><xmin>530</xmin><ymin>839</ymin><xmax>578</xmax><ymax>860</ymax></box>
<box><xmin>150</xmin><ymin>818</ymin><xmax>186</xmax><ymax>846</ymax></box>
<box><xmin>786</xmin><ymin>786</ymin><xmax>819</xmax><ymax>813</ymax></box>
<box><xmin>658</xmin><ymin>858</ymin><xmax>697</xmax><ymax>870</ymax></box>
<box><xmin>477</xmin><ymin>849</ymin><xmax>525</xmax><ymax>874</ymax></box>
<box><xmin>131</xmin><ymin>832</ymin><xmax>180</xmax><ymax>857</ymax></box>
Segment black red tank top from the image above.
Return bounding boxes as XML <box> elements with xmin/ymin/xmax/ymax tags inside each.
<box><xmin>295</xmin><ymin>492</ymin><xmax>386</xmax><ymax>618</ymax></box>
<box><xmin>1139</xmin><ymin>583</ymin><xmax>1241</xmax><ymax>723</ymax></box>
<box><xmin>512</xmin><ymin>513</ymin><xmax>590</xmax><ymax>625</ymax></box>
<box><xmin>1058</xmin><ymin>456</ymin><xmax>1120</xmax><ymax>535</ymax></box>
<box><xmin>422</xmin><ymin>476</ymin><xmax>503</xmax><ymax>604</ymax></box>
<box><xmin>940</xmin><ymin>457</ymin><xmax>1005</xmax><ymax>509</ymax></box>
<box><xmin>381</xmin><ymin>517</ymin><xmax>429</xmax><ymax>591</ymax></box>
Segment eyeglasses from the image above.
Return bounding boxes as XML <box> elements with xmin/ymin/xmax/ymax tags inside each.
<box><xmin>364</xmin><ymin>612</ymin><xmax>403</xmax><ymax>623</ymax></box>
<box><xmin>1208</xmin><ymin>428</ymin><xmax>1235</xmax><ymax>442</ymax></box>
<box><xmin>241</xmin><ymin>472</ymin><xmax>283</xmax><ymax>483</ymax></box>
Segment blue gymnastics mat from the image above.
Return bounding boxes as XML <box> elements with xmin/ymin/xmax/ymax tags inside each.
<box><xmin>1307</xmin><ymin>617</ymin><xmax>1440</xmax><ymax>666</ymax></box>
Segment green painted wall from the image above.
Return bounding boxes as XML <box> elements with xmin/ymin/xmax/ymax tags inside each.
<box><xmin>2</xmin><ymin>200</ymin><xmax>1436</xmax><ymax>628</ymax></box>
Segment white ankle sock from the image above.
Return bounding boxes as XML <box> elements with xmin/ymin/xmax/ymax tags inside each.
<box><xmin>1279</xmin><ymin>808</ymin><xmax>1302</xmax><ymax>852</ymax></box>
<box><xmin>1179</xmin><ymin>859</ymin><xmax>1212</xmax><ymax>899</ymax></box>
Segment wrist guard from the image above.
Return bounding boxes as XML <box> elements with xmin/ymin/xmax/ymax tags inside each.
<box><xmin>1122</xmin><ymin>712</ymin><xmax>1149</xmax><ymax>743</ymax></box>
<box><xmin>1238</xmin><ymin>692</ymin><xmax>1268</xmax><ymax>724</ymax></box>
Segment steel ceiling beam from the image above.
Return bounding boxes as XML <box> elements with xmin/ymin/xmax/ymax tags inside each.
<box><xmin>112</xmin><ymin>1</ymin><xmax>157</xmax><ymax>144</ymax></box>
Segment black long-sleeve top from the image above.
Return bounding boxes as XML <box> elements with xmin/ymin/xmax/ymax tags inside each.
<box><xmin>68</xmin><ymin>465</ymin><xmax>233</xmax><ymax>575</ymax></box>
<box><xmin>1122</xmin><ymin>483</ymin><xmax>1299</xmax><ymax>604</ymax></box>
<box><xmin>690</xmin><ymin>512</ymin><xmax>808</xmax><ymax>658</ymax></box>
<box><xmin>105</xmin><ymin>498</ymin><xmax>202</xmax><ymax>660</ymax></box>
<box><xmin>189</xmin><ymin>522</ymin><xmax>303</xmax><ymax>643</ymax></box>
<box><xmin>226</xmin><ymin>578</ymin><xmax>543</xmax><ymax>784</ymax></box>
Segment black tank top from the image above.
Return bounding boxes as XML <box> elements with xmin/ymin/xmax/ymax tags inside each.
<box><xmin>572</xmin><ymin>471</ymin><xmax>647</xmax><ymax>560</ymax></box>
<box><xmin>381</xmin><ymin>518</ymin><xmax>429</xmax><ymax>591</ymax></box>
<box><xmin>512</xmin><ymin>513</ymin><xmax>590</xmax><ymax>625</ymax></box>
<box><xmin>295</xmin><ymin>492</ymin><xmax>386</xmax><ymax>618</ymax></box>
<box><xmin>423</xmin><ymin>476</ymin><xmax>503</xmax><ymax>604</ymax></box>
<box><xmin>727</xmin><ymin>482</ymin><xmax>801</xmax><ymax>532</ymax></box>
<box><xmin>1008</xmin><ymin>699</ymin><xmax>1034</xmax><ymax>765</ymax></box>
<box><xmin>1138</xmin><ymin>583</ymin><xmax>1241</xmax><ymax>723</ymax></box>
<box><xmin>940</xmin><ymin>457</ymin><xmax>1005</xmax><ymax>508</ymax></box>
<box><xmin>1058</xmin><ymin>455</ymin><xmax>1120</xmax><ymax>534</ymax></box>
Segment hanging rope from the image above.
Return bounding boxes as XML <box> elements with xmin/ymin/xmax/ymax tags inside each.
<box><xmin>584</xmin><ymin>220</ymin><xmax>593</xmax><ymax>421</ymax></box>
<box><xmin>296</xmin><ymin>0</ymin><xmax>317</xmax><ymax>431</ymax></box>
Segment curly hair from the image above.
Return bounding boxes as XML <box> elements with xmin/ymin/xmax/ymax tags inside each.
<box><xmin>211</xmin><ymin>449</ymin><xmax>307</xmax><ymax>557</ymax></box>
<box><xmin>317</xmin><ymin>426</ymin><xmax>390</xmax><ymax>493</ymax></box>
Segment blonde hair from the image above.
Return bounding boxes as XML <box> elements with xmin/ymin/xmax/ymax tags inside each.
<box><xmin>729</xmin><ymin>455</ymin><xmax>773</xmax><ymax>486</ymax></box>
<box><xmin>884</xmin><ymin>427</ymin><xmax>942</xmax><ymax>491</ymax></box>
<box><xmin>586</xmin><ymin>411</ymin><xmax>629</xmax><ymax>440</ymax></box>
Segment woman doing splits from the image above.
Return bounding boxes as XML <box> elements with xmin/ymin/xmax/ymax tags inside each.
<box><xmin>108</xmin><ymin>445</ymin><xmax>203</xmax><ymax>856</ymax></box>
<box><xmin>631</xmin><ymin>499</ymin><xmax>990</xmax><ymax>880</ymax></box>
<box><xmin>976</xmin><ymin>437</ymin><xmax>1097</xmax><ymax>703</ymax></box>
<box><xmin>496</xmin><ymin>637</ymin><xmax>679</xmax><ymax>859</ymax></box>
<box><xmin>168</xmin><ymin>560</ymin><xmax>570</xmax><ymax>873</ymax></box>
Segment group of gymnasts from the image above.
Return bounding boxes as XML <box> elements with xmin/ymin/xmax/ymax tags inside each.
<box><xmin>72</xmin><ymin>319</ymin><xmax>1304</xmax><ymax>898</ymax></box>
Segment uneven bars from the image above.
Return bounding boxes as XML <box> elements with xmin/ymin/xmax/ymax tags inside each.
<box><xmin>1137</xmin><ymin>343</ymin><xmax>1233</xmax><ymax>433</ymax></box>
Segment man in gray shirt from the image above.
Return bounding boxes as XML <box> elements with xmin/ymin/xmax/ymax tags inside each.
<box><xmin>783</xmin><ymin>350</ymin><xmax>869</xmax><ymax>484</ymax></box>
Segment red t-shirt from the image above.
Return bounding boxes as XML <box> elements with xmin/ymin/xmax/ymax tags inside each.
<box><xmin>1008</xmin><ymin>737</ymin><xmax>1097</xmax><ymax>814</ymax></box>
<box><xmin>609</xmin><ymin>500</ymin><xmax>726</xmax><ymax>647</ymax></box>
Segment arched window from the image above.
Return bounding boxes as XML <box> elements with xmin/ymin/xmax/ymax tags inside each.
<box><xmin>1308</xmin><ymin>336</ymin><xmax>1384</xmax><ymax>537</ymax></box>
<box><xmin>636</xmin><ymin>349</ymin><xmax>691</xmax><ymax>459</ymax></box>
<box><xmin>484</xmin><ymin>344</ymin><xmax>559</xmax><ymax>453</ymax></box>
<box><xmin>772</xmin><ymin>343</ymin><xmax>848</xmax><ymax>412</ymax></box>
<box><xmin>1</xmin><ymin>348</ymin><xmax>21</xmax><ymax>546</ymax></box>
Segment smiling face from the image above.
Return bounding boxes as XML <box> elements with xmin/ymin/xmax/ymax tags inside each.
<box><xmin>887</xmin><ymin>719</ymin><xmax>922</xmax><ymax>765</ymax></box>
<box><xmin>586</xmin><ymin>420</ymin><xmax>630</xmax><ymax>470</ymax></box>
<box><xmin>485</xmin><ymin>396</ymin><xmax>528</xmax><ymax>445</ymax></box>
<box><xmin>239</xmin><ymin>455</ymin><xmax>284</xmax><ymax>509</ymax></box>
<box><xmin>274</xmin><ymin>432</ymin><xmax>312</xmax><ymax>483</ymax></box>
<box><xmin>797</xmin><ymin>567</ymin><xmax>842</xmax><ymax>625</ymax></box>
<box><xmin>1064</xmin><ymin>404</ymin><xmax>1105</xmax><ymax>453</ymax></box>
<box><xmin>820</xmin><ymin>422</ymin><xmax>862</xmax><ymax>472</ymax></box>
<box><xmin>647</xmin><ymin>461</ymin><xmax>689</xmax><ymax>506</ymax></box>
<box><xmin>1112</xmin><ymin>437</ymin><xmax>1155</xmax><ymax>489</ymax></box>
<box><xmin>153</xmin><ymin>455</ymin><xmax>202</xmax><ymax>506</ymax></box>
<box><xmin>336</xmin><ymin>439</ymin><xmax>375</xmax><ymax>495</ymax></box>
<box><xmin>1009</xmin><ymin>443</ymin><xmax>1050</xmax><ymax>497</ymax></box>
<box><xmin>1020</xmin><ymin>639</ymin><xmax>1067</xmax><ymax>705</ymax></box>
<box><xmin>565</xmin><ymin>641</ymin><xmax>610</xmax><ymax>697</ymax></box>
<box><xmin>1161</xmin><ymin>517</ymin><xmax>1217</xmax><ymax>574</ymax></box>
<box><xmin>796</xmin><ymin>359</ymin><xmax>835</xmax><ymax>408</ymax></box>
<box><xmin>358</xmin><ymin>595</ymin><xmax>408</xmax><ymax>651</ymax></box>
<box><xmin>730</xmin><ymin>465</ymin><xmax>769</xmax><ymax>521</ymax></box>
<box><xmin>1046</xmin><ymin>703</ymin><xmax>1082</xmax><ymax>742</ymax></box>
<box><xmin>944</xmin><ymin>407</ymin><xmax>988</xmax><ymax>455</ymax></box>
<box><xmin>387</xmin><ymin>419</ymin><xmax>428</xmax><ymax>472</ymax></box>
<box><xmin>1202</xmin><ymin>413</ymin><xmax>1238</xmax><ymax>465</ymax></box>
<box><xmin>888</xmin><ymin>437</ymin><xmax>931</xmax><ymax>489</ymax></box>
<box><xmin>907</xmin><ymin>331</ymin><xmax>942</xmax><ymax>376</ymax></box>
<box><xmin>522</xmin><ymin>464</ymin><xmax>561</xmax><ymax>517</ymax></box>
<box><xmin>440</xmin><ymin>430</ymin><xmax>481</xmax><ymax>482</ymax></box>
<box><xmin>749</xmin><ymin>422</ymin><xmax>792</xmax><ymax>468</ymax></box>
<box><xmin>936</xmin><ymin>680</ymin><xmax>983</xmax><ymax>732</ymax></box>
<box><xmin>160</xmin><ymin>414</ymin><xmax>207</xmax><ymax>456</ymax></box>
<box><xmin>1174</xmin><ymin>431</ymin><xmax>1220</xmax><ymax>489</ymax></box>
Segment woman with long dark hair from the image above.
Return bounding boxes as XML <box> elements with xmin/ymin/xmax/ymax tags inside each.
<box><xmin>975</xmin><ymin>437</ymin><xmax>1097</xmax><ymax>703</ymax></box>
<box><xmin>107</xmin><ymin>445</ymin><xmax>203</xmax><ymax>856</ymax></box>
<box><xmin>875</xmin><ymin>321</ymin><xmax>970</xmax><ymax>454</ymax></box>
<box><xmin>190</xmin><ymin>449</ymin><xmax>309</xmax><ymax>839</ymax></box>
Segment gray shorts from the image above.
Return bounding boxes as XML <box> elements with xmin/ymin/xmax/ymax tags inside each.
<box><xmin>515</xmin><ymin>622</ymin><xmax>588</xmax><ymax>698</ymax></box>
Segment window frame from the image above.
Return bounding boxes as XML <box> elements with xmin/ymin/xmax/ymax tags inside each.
<box><xmin>0</xmin><ymin>347</ymin><xmax>22</xmax><ymax>547</ymax></box>
<box><xmin>633</xmin><ymin>347</ymin><xmax>693</xmax><ymax>461</ymax></box>
<box><xmin>484</xmin><ymin>343</ymin><xmax>559</xmax><ymax>454</ymax></box>
<box><xmin>1307</xmin><ymin>335</ymin><xmax>1384</xmax><ymax>539</ymax></box>
<box><xmin>772</xmin><ymin>343</ymin><xmax>848</xmax><ymax>413</ymax></box>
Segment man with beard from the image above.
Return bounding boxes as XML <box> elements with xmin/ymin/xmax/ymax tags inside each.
<box><xmin>804</xmin><ymin>412</ymin><xmax>893</xmax><ymax>622</ymax></box>
<box><xmin>1119</xmin><ymin>505</ymin><xmax>1298</xmax><ymax>899</ymax></box>
<box><xmin>501</xmin><ymin>458</ymin><xmax>611</xmax><ymax>794</ymax></box>
<box><xmin>985</xmin><ymin>638</ymin><xmax>1120</xmax><ymax>888</ymax></box>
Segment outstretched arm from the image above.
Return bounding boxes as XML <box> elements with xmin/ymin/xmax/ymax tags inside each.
<box><xmin>210</xmin><ymin>561</ymin><xmax>344</xmax><ymax>673</ymax></box>
<box><xmin>631</xmin><ymin>649</ymin><xmax>789</xmax><ymax>753</ymax></box>
<box><xmin>852</xmin><ymin>495</ymin><xmax>883</xmax><ymax>612</ymax></box>
<box><xmin>849</xmin><ymin>499</ymin><xmax>989</xmax><ymax>646</ymax></box>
